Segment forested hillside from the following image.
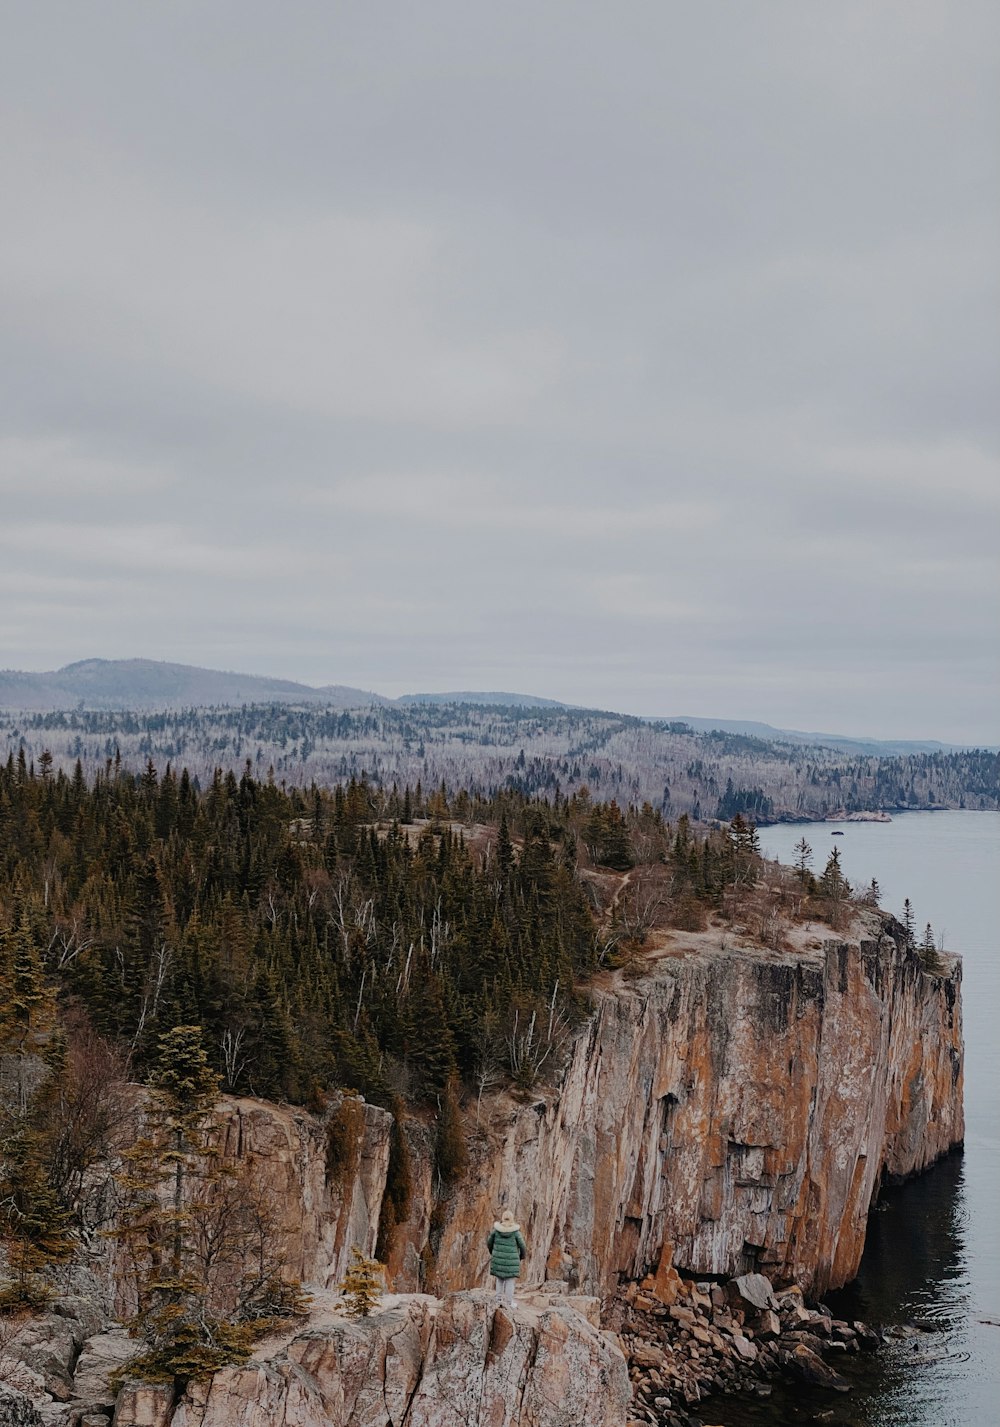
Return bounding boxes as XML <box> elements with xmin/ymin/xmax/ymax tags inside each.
<box><xmin>0</xmin><ymin>749</ymin><xmax>866</xmax><ymax>1100</ymax></box>
<box><xmin>0</xmin><ymin>751</ymin><xmax>866</xmax><ymax>1117</ymax></box>
<box><xmin>2</xmin><ymin>702</ymin><xmax>995</xmax><ymax>821</ymax></box>
<box><xmin>0</xmin><ymin>749</ymin><xmax>934</xmax><ymax>1342</ymax></box>
<box><xmin>0</xmin><ymin>758</ymin><xmax>597</xmax><ymax>1112</ymax></box>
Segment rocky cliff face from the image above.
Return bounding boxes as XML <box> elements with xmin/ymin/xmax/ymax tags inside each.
<box><xmin>426</xmin><ymin>929</ymin><xmax>963</xmax><ymax>1300</ymax></box>
<box><xmin>196</xmin><ymin>924</ymin><xmax>962</xmax><ymax>1304</ymax></box>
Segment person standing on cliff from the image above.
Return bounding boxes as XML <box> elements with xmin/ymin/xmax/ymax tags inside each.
<box><xmin>487</xmin><ymin>1209</ymin><xmax>526</xmax><ymax>1305</ymax></box>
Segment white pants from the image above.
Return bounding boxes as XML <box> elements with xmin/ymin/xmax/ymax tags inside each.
<box><xmin>494</xmin><ymin>1276</ymin><xmax>515</xmax><ymax>1304</ymax></box>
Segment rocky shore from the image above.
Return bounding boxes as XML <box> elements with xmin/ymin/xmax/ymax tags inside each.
<box><xmin>612</xmin><ymin>1270</ymin><xmax>880</xmax><ymax>1425</ymax></box>
<box><xmin>0</xmin><ymin>1268</ymin><xmax>889</xmax><ymax>1427</ymax></box>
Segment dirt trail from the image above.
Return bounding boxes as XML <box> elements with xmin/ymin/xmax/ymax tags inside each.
<box><xmin>603</xmin><ymin>868</ymin><xmax>633</xmax><ymax>927</ymax></box>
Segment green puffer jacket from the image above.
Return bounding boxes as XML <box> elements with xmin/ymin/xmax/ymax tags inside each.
<box><xmin>487</xmin><ymin>1223</ymin><xmax>527</xmax><ymax>1280</ymax></box>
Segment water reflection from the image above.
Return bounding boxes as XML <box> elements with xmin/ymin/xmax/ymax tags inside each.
<box><xmin>830</xmin><ymin>1149</ymin><xmax>967</xmax><ymax>1330</ymax></box>
<box><xmin>826</xmin><ymin>1152</ymin><xmax>974</xmax><ymax>1427</ymax></box>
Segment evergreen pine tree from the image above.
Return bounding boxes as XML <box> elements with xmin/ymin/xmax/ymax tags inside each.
<box><xmin>10</xmin><ymin>914</ymin><xmax>49</xmax><ymax>1034</ymax></box>
<box><xmin>919</xmin><ymin>921</ymin><xmax>942</xmax><ymax>972</ymax></box>
<box><xmin>434</xmin><ymin>1077</ymin><xmax>468</xmax><ymax>1184</ymax></box>
<box><xmin>819</xmin><ymin>847</ymin><xmax>847</xmax><ymax>894</ymax></box>
<box><xmin>793</xmin><ymin>837</ymin><xmax>813</xmax><ymax>883</ymax></box>
<box><xmin>149</xmin><ymin>1025</ymin><xmax>220</xmax><ymax>1279</ymax></box>
<box><xmin>496</xmin><ymin>815</ymin><xmax>514</xmax><ymax>882</ymax></box>
<box><xmin>818</xmin><ymin>846</ymin><xmax>851</xmax><ymax>926</ymax></box>
<box><xmin>111</xmin><ymin>1026</ymin><xmax>235</xmax><ymax>1383</ymax></box>
<box><xmin>599</xmin><ymin>803</ymin><xmax>633</xmax><ymax>871</ymax></box>
<box><xmin>0</xmin><ymin>1119</ymin><xmax>73</xmax><ymax>1308</ymax></box>
<box><xmin>902</xmin><ymin>898</ymin><xmax>916</xmax><ymax>947</ymax></box>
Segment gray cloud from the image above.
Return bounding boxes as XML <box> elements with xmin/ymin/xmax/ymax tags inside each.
<box><xmin>1</xmin><ymin>1</ymin><xmax>997</xmax><ymax>743</ymax></box>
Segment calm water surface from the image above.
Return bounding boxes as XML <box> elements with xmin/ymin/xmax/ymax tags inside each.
<box><xmin>699</xmin><ymin>811</ymin><xmax>999</xmax><ymax>1427</ymax></box>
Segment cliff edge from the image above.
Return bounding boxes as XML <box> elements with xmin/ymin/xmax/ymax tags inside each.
<box><xmin>191</xmin><ymin>918</ymin><xmax>962</xmax><ymax>1305</ymax></box>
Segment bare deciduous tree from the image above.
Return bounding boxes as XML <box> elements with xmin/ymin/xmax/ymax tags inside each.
<box><xmin>507</xmin><ymin>985</ymin><xmax>572</xmax><ymax>1092</ymax></box>
<box><xmin>44</xmin><ymin>1017</ymin><xmax>134</xmax><ymax>1235</ymax></box>
<box><xmin>472</xmin><ymin>1013</ymin><xmax>505</xmax><ymax>1126</ymax></box>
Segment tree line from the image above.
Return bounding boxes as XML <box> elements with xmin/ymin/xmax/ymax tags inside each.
<box><xmin>4</xmin><ymin>704</ymin><xmax>996</xmax><ymax>820</ymax></box>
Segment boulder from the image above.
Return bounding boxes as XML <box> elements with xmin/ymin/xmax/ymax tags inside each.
<box><xmin>730</xmin><ymin>1333</ymin><xmax>758</xmax><ymax>1363</ymax></box>
<box><xmin>781</xmin><ymin>1344</ymin><xmax>851</xmax><ymax>1392</ymax></box>
<box><xmin>754</xmin><ymin>1310</ymin><xmax>781</xmax><ymax>1340</ymax></box>
<box><xmin>562</xmin><ymin>1295</ymin><xmax>601</xmax><ymax>1329</ymax></box>
<box><xmin>49</xmin><ymin>1299</ymin><xmax>106</xmax><ymax>1345</ymax></box>
<box><xmin>5</xmin><ymin>1318</ymin><xmax>78</xmax><ymax>1400</ymax></box>
<box><xmin>73</xmin><ymin>1335</ymin><xmax>142</xmax><ymax>1410</ymax></box>
<box><xmin>650</xmin><ymin>1252</ymin><xmax>683</xmax><ymax>1307</ymax></box>
<box><xmin>726</xmin><ymin>1274</ymin><xmax>778</xmax><ymax>1315</ymax></box>
<box><xmin>631</xmin><ymin>1345</ymin><xmax>666</xmax><ymax>1369</ymax></box>
<box><xmin>111</xmin><ymin>1383</ymin><xmax>174</xmax><ymax>1427</ymax></box>
<box><xmin>783</xmin><ymin>1330</ymin><xmax>827</xmax><ymax>1355</ymax></box>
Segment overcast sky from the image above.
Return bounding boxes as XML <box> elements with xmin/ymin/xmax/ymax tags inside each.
<box><xmin>1</xmin><ymin>3</ymin><xmax>997</xmax><ymax>742</ymax></box>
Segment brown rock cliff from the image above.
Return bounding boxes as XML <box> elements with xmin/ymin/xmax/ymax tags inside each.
<box><xmin>408</xmin><ymin>929</ymin><xmax>962</xmax><ymax>1299</ymax></box>
<box><xmin>191</xmin><ymin>925</ymin><xmax>962</xmax><ymax>1304</ymax></box>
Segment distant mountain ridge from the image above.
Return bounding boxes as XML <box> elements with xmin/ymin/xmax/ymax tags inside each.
<box><xmin>0</xmin><ymin>659</ymin><xmax>390</xmax><ymax>712</ymax></box>
<box><xmin>658</xmin><ymin>716</ymin><xmax>970</xmax><ymax>757</ymax></box>
<box><xmin>0</xmin><ymin>659</ymin><xmax>988</xmax><ymax>751</ymax></box>
<box><xmin>0</xmin><ymin>663</ymin><xmax>578</xmax><ymax>718</ymax></box>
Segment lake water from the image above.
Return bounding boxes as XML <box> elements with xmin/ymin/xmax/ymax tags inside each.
<box><xmin>699</xmin><ymin>811</ymin><xmax>998</xmax><ymax>1427</ymax></box>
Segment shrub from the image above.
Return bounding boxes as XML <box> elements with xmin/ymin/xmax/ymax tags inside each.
<box><xmin>338</xmin><ymin>1246</ymin><xmax>383</xmax><ymax>1319</ymax></box>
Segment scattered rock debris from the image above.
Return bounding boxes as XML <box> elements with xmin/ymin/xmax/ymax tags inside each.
<box><xmin>609</xmin><ymin>1269</ymin><xmax>881</xmax><ymax>1426</ymax></box>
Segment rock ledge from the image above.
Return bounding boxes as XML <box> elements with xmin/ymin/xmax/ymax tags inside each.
<box><xmin>111</xmin><ymin>1290</ymin><xmax>629</xmax><ymax>1427</ymax></box>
